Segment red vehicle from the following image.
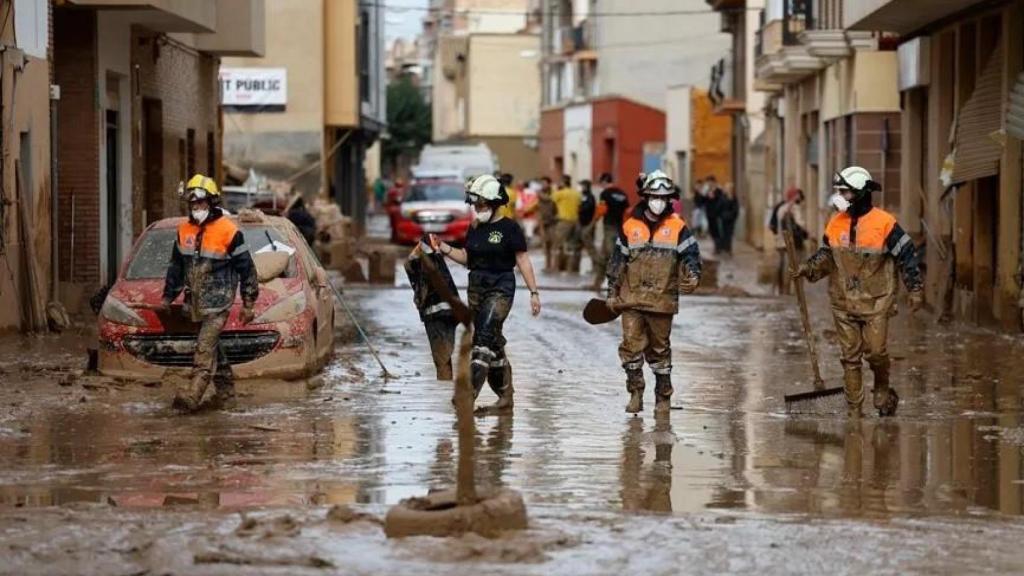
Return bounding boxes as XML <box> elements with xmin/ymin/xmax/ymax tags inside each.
<box><xmin>97</xmin><ymin>211</ymin><xmax>335</xmax><ymax>380</ymax></box>
<box><xmin>390</xmin><ymin>179</ymin><xmax>473</xmax><ymax>245</ymax></box>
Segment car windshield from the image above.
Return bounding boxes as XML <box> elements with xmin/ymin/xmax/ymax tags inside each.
<box><xmin>124</xmin><ymin>224</ymin><xmax>297</xmax><ymax>280</ymax></box>
<box><xmin>404</xmin><ymin>183</ymin><xmax>463</xmax><ymax>203</ymax></box>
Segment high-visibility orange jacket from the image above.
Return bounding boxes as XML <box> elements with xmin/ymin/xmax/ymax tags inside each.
<box><xmin>163</xmin><ymin>209</ymin><xmax>259</xmax><ymax>317</ymax></box>
<box><xmin>607</xmin><ymin>206</ymin><xmax>701</xmax><ymax>314</ymax></box>
<box><xmin>805</xmin><ymin>206</ymin><xmax>922</xmax><ymax>316</ymax></box>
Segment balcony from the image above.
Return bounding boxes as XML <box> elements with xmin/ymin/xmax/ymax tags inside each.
<box><xmin>709</xmin><ymin>58</ymin><xmax>745</xmax><ymax>114</ymax></box>
<box><xmin>705</xmin><ymin>0</ymin><xmax>746</xmax><ymax>10</ymax></box>
<box><xmin>66</xmin><ymin>0</ymin><xmax>217</xmax><ymax>32</ymax></box>
<box><xmin>193</xmin><ymin>0</ymin><xmax>265</xmax><ymax>57</ymax></box>
<box><xmin>754</xmin><ymin>0</ymin><xmax>823</xmax><ymax>89</ymax></box>
<box><xmin>844</xmin><ymin>0</ymin><xmax>990</xmax><ymax>35</ymax></box>
<box><xmin>799</xmin><ymin>29</ymin><xmax>850</xmax><ymax>61</ymax></box>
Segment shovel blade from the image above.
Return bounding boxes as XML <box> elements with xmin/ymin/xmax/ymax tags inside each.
<box><xmin>583</xmin><ymin>298</ymin><xmax>620</xmax><ymax>325</ymax></box>
<box><xmin>784</xmin><ymin>386</ymin><xmax>844</xmax><ymax>405</ymax></box>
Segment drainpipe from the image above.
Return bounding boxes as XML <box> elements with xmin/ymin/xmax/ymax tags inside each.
<box><xmin>50</xmin><ymin>85</ymin><xmax>59</xmax><ymax>301</ymax></box>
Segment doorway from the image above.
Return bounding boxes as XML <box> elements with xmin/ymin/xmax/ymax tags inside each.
<box><xmin>105</xmin><ymin>109</ymin><xmax>120</xmax><ymax>284</ymax></box>
<box><xmin>142</xmin><ymin>98</ymin><xmax>163</xmax><ymax>227</ymax></box>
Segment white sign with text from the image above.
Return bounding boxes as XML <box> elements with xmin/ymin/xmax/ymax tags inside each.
<box><xmin>219</xmin><ymin>68</ymin><xmax>287</xmax><ymax>106</ymax></box>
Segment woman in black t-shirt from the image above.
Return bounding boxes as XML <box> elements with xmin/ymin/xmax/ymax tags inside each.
<box><xmin>433</xmin><ymin>174</ymin><xmax>541</xmax><ymax>413</ymax></box>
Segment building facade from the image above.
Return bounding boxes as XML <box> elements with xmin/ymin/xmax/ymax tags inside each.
<box><xmin>11</xmin><ymin>0</ymin><xmax>263</xmax><ymax>333</ymax></box>
<box><xmin>846</xmin><ymin>0</ymin><xmax>1024</xmax><ymax>329</ymax></box>
<box><xmin>539</xmin><ymin>0</ymin><xmax>730</xmax><ymax>191</ymax></box>
<box><xmin>222</xmin><ymin>0</ymin><xmax>386</xmax><ymax>233</ymax></box>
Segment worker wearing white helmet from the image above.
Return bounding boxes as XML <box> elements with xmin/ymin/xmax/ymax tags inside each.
<box><xmin>432</xmin><ymin>174</ymin><xmax>541</xmax><ymax>413</ymax></box>
<box><xmin>793</xmin><ymin>166</ymin><xmax>924</xmax><ymax>418</ymax></box>
<box><xmin>605</xmin><ymin>170</ymin><xmax>702</xmax><ymax>414</ymax></box>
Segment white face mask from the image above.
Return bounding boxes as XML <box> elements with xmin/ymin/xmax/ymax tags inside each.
<box><xmin>473</xmin><ymin>208</ymin><xmax>493</xmax><ymax>223</ymax></box>
<box><xmin>830</xmin><ymin>193</ymin><xmax>851</xmax><ymax>213</ymax></box>
<box><xmin>647</xmin><ymin>198</ymin><xmax>668</xmax><ymax>215</ymax></box>
<box><xmin>191</xmin><ymin>209</ymin><xmax>210</xmax><ymax>224</ymax></box>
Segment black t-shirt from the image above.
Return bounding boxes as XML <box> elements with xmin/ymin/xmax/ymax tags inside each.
<box><xmin>465</xmin><ymin>218</ymin><xmax>528</xmax><ymax>273</ymax></box>
<box><xmin>600</xmin><ymin>186</ymin><xmax>630</xmax><ymax>227</ymax></box>
<box><xmin>579</xmin><ymin>192</ymin><xmax>596</xmax><ymax>225</ymax></box>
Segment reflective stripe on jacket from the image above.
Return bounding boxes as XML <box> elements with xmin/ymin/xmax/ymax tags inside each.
<box><xmin>163</xmin><ymin>210</ymin><xmax>259</xmax><ymax>318</ymax></box>
<box><xmin>608</xmin><ymin>211</ymin><xmax>701</xmax><ymax>314</ymax></box>
<box><xmin>805</xmin><ymin>207</ymin><xmax>922</xmax><ymax>316</ymax></box>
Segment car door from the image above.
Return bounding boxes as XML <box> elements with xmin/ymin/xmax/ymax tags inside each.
<box><xmin>294</xmin><ymin>231</ymin><xmax>334</xmax><ymax>360</ymax></box>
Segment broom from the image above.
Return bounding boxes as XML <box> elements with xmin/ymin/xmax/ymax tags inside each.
<box><xmin>782</xmin><ymin>226</ymin><xmax>844</xmax><ymax>410</ymax></box>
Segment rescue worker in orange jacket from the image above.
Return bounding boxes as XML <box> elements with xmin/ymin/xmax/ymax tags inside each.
<box><xmin>162</xmin><ymin>174</ymin><xmax>259</xmax><ymax>412</ymax></box>
<box><xmin>793</xmin><ymin>166</ymin><xmax>923</xmax><ymax>418</ymax></box>
<box><xmin>606</xmin><ymin>170</ymin><xmax>702</xmax><ymax>414</ymax></box>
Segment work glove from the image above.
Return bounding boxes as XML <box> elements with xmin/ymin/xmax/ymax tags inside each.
<box><xmin>790</xmin><ymin>264</ymin><xmax>809</xmax><ymax>280</ymax></box>
<box><xmin>240</xmin><ymin>304</ymin><xmax>256</xmax><ymax>325</ymax></box>
<box><xmin>157</xmin><ymin>298</ymin><xmax>172</xmax><ymax>312</ymax></box>
<box><xmin>605</xmin><ymin>295</ymin><xmax>623</xmax><ymax>313</ymax></box>
<box><xmin>680</xmin><ymin>274</ymin><xmax>700</xmax><ymax>295</ymax></box>
<box><xmin>908</xmin><ymin>290</ymin><xmax>924</xmax><ymax>313</ymax></box>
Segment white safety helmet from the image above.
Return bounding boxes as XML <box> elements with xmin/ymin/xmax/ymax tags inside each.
<box><xmin>641</xmin><ymin>170</ymin><xmax>677</xmax><ymax>197</ymax></box>
<box><xmin>833</xmin><ymin>166</ymin><xmax>879</xmax><ymax>194</ymax></box>
<box><xmin>464</xmin><ymin>174</ymin><xmax>508</xmax><ymax>205</ymax></box>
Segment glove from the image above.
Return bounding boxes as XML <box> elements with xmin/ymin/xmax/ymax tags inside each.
<box><xmin>240</xmin><ymin>304</ymin><xmax>256</xmax><ymax>325</ymax></box>
<box><xmin>680</xmin><ymin>274</ymin><xmax>700</xmax><ymax>295</ymax></box>
<box><xmin>908</xmin><ymin>290</ymin><xmax>924</xmax><ymax>313</ymax></box>
<box><xmin>605</xmin><ymin>295</ymin><xmax>622</xmax><ymax>313</ymax></box>
<box><xmin>790</xmin><ymin>264</ymin><xmax>809</xmax><ymax>280</ymax></box>
<box><xmin>157</xmin><ymin>298</ymin><xmax>172</xmax><ymax>312</ymax></box>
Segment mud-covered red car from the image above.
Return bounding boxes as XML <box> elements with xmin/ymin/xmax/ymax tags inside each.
<box><xmin>391</xmin><ymin>178</ymin><xmax>472</xmax><ymax>245</ymax></box>
<box><xmin>97</xmin><ymin>211</ymin><xmax>335</xmax><ymax>380</ymax></box>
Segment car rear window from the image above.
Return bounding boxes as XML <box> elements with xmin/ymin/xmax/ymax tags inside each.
<box><xmin>405</xmin><ymin>183</ymin><xmax>464</xmax><ymax>202</ymax></box>
<box><xmin>125</xmin><ymin>224</ymin><xmax>298</xmax><ymax>280</ymax></box>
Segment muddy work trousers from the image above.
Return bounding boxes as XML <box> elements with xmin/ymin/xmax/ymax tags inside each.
<box><xmin>833</xmin><ymin>310</ymin><xmax>890</xmax><ymax>410</ymax></box>
<box><xmin>468</xmin><ymin>282</ymin><xmax>514</xmax><ymax>399</ymax></box>
<box><xmin>180</xmin><ymin>310</ymin><xmax>233</xmax><ymax>408</ymax></box>
<box><xmin>423</xmin><ymin>316</ymin><xmax>457</xmax><ymax>380</ymax></box>
<box><xmin>551</xmin><ymin>220</ymin><xmax>578</xmax><ymax>272</ymax></box>
<box><xmin>592</xmin><ymin>224</ymin><xmax>618</xmax><ymax>287</ymax></box>
<box><xmin>618</xmin><ymin>310</ymin><xmax>674</xmax><ymax>385</ymax></box>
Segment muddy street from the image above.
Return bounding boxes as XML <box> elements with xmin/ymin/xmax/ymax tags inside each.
<box><xmin>3</xmin><ymin>249</ymin><xmax>1024</xmax><ymax>574</ymax></box>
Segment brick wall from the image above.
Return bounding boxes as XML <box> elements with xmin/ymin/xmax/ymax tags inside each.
<box><xmin>132</xmin><ymin>32</ymin><xmax>220</xmax><ymax>235</ymax></box>
<box><xmin>54</xmin><ymin>8</ymin><xmax>99</xmax><ymax>286</ymax></box>
<box><xmin>853</xmin><ymin>112</ymin><xmax>902</xmax><ymax>215</ymax></box>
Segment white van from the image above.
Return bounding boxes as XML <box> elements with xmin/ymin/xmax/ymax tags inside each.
<box><xmin>413</xmin><ymin>143</ymin><xmax>497</xmax><ymax>180</ymax></box>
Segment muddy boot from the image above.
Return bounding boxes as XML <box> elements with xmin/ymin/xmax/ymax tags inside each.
<box><xmin>654</xmin><ymin>373</ymin><xmax>673</xmax><ymax>414</ymax></box>
<box><xmin>209</xmin><ymin>380</ymin><xmax>236</xmax><ymax>410</ymax></box>
<box><xmin>625</xmin><ymin>369</ymin><xmax>645</xmax><ymax>414</ymax></box>
<box><xmin>870</xmin><ymin>362</ymin><xmax>898</xmax><ymax>417</ymax></box>
<box><xmin>478</xmin><ymin>364</ymin><xmax>514</xmax><ymax>414</ymax></box>
<box><xmin>843</xmin><ymin>366</ymin><xmax>864</xmax><ymax>419</ymax></box>
<box><xmin>172</xmin><ymin>374</ymin><xmax>208</xmax><ymax>413</ymax></box>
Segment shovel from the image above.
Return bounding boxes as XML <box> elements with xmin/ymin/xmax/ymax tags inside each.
<box><xmin>782</xmin><ymin>227</ymin><xmax>844</xmax><ymax>408</ymax></box>
<box><xmin>583</xmin><ymin>298</ymin><xmax>627</xmax><ymax>325</ymax></box>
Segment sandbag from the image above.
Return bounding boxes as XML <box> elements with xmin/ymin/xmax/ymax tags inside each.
<box><xmin>252</xmin><ymin>251</ymin><xmax>290</xmax><ymax>282</ymax></box>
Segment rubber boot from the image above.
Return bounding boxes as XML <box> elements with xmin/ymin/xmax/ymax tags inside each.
<box><xmin>625</xmin><ymin>369</ymin><xmax>645</xmax><ymax>414</ymax></box>
<box><xmin>478</xmin><ymin>364</ymin><xmax>514</xmax><ymax>414</ymax></box>
<box><xmin>452</xmin><ymin>361</ymin><xmax>489</xmax><ymax>407</ymax></box>
<box><xmin>568</xmin><ymin>252</ymin><xmax>582</xmax><ymax>274</ymax></box>
<box><xmin>654</xmin><ymin>373</ymin><xmax>673</xmax><ymax>414</ymax></box>
<box><xmin>871</xmin><ymin>361</ymin><xmax>898</xmax><ymax>417</ymax></box>
<box><xmin>843</xmin><ymin>366</ymin><xmax>864</xmax><ymax>419</ymax></box>
<box><xmin>209</xmin><ymin>380</ymin><xmax>236</xmax><ymax>410</ymax></box>
<box><xmin>172</xmin><ymin>374</ymin><xmax>208</xmax><ymax>413</ymax></box>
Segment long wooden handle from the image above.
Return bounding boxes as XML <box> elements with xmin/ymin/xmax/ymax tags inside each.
<box><xmin>783</xmin><ymin>226</ymin><xmax>824</xmax><ymax>387</ymax></box>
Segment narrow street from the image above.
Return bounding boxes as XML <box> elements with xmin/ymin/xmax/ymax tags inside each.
<box><xmin>3</xmin><ymin>244</ymin><xmax>1024</xmax><ymax>574</ymax></box>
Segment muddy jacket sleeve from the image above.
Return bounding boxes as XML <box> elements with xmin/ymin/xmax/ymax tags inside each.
<box><xmin>606</xmin><ymin>229</ymin><xmax>628</xmax><ymax>297</ymax></box>
<box><xmin>162</xmin><ymin>242</ymin><xmax>185</xmax><ymax>303</ymax></box>
<box><xmin>885</xmin><ymin>223</ymin><xmax>923</xmax><ymax>292</ymax></box>
<box><xmin>804</xmin><ymin>236</ymin><xmax>835</xmax><ymax>283</ymax></box>
<box><xmin>677</xmin><ymin>225</ymin><xmax>701</xmax><ymax>280</ymax></box>
<box><xmin>229</xmin><ymin>231</ymin><xmax>259</xmax><ymax>307</ymax></box>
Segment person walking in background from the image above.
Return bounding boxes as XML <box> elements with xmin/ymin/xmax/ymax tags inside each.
<box><xmin>285</xmin><ymin>194</ymin><xmax>317</xmax><ymax>247</ymax></box>
<box><xmin>704</xmin><ymin>175</ymin><xmax>724</xmax><ymax>254</ymax></box>
<box><xmin>690</xmin><ymin>179</ymin><xmax>707</xmax><ymax>237</ymax></box>
<box><xmin>497</xmin><ymin>173</ymin><xmax>519</xmax><ymax>221</ymax></box>
<box><xmin>592</xmin><ymin>172</ymin><xmax>630</xmax><ymax>290</ymax></box>
<box><xmin>551</xmin><ymin>175</ymin><xmax>582</xmax><ymax>272</ymax></box>
<box><xmin>770</xmin><ymin>187</ymin><xmax>808</xmax><ymax>294</ymax></box>
<box><xmin>717</xmin><ymin>183</ymin><xmax>740</xmax><ymax>256</ymax></box>
<box><xmin>576</xmin><ymin>179</ymin><xmax>599</xmax><ymax>274</ymax></box>
<box><xmin>372</xmin><ymin>177</ymin><xmax>387</xmax><ymax>212</ymax></box>
<box><xmin>537</xmin><ymin>176</ymin><xmax>557</xmax><ymax>271</ymax></box>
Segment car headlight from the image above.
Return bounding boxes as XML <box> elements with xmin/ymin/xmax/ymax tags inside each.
<box><xmin>100</xmin><ymin>296</ymin><xmax>147</xmax><ymax>327</ymax></box>
<box><xmin>253</xmin><ymin>291</ymin><xmax>307</xmax><ymax>324</ymax></box>
<box><xmin>400</xmin><ymin>206</ymin><xmax>419</xmax><ymax>219</ymax></box>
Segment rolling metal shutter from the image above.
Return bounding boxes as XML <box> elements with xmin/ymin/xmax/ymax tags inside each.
<box><xmin>1009</xmin><ymin>72</ymin><xmax>1024</xmax><ymax>141</ymax></box>
<box><xmin>951</xmin><ymin>46</ymin><xmax>1004</xmax><ymax>184</ymax></box>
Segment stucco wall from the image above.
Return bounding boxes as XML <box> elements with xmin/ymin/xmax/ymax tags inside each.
<box><xmin>467</xmin><ymin>34</ymin><xmax>540</xmax><ymax>137</ymax></box>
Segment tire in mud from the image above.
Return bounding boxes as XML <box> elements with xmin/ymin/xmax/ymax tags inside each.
<box><xmin>384</xmin><ymin>487</ymin><xmax>527</xmax><ymax>539</ymax></box>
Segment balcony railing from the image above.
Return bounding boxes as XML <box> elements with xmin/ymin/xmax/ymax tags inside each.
<box><xmin>755</xmin><ymin>0</ymin><xmax>813</xmax><ymax>58</ymax></box>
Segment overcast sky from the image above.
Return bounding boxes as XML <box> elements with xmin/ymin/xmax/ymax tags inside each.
<box><xmin>384</xmin><ymin>0</ymin><xmax>429</xmax><ymax>45</ymax></box>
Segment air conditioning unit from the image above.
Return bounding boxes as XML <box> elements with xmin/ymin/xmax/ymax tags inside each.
<box><xmin>898</xmin><ymin>37</ymin><xmax>930</xmax><ymax>91</ymax></box>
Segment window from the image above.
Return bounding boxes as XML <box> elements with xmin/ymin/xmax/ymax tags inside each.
<box><xmin>359</xmin><ymin>10</ymin><xmax>371</xmax><ymax>104</ymax></box>
<box><xmin>186</xmin><ymin>128</ymin><xmax>196</xmax><ymax>177</ymax></box>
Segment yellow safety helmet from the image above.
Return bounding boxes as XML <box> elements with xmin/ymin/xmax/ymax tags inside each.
<box><xmin>185</xmin><ymin>174</ymin><xmax>220</xmax><ymax>203</ymax></box>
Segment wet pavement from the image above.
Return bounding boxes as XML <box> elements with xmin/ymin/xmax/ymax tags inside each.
<box><xmin>3</xmin><ymin>243</ymin><xmax>1024</xmax><ymax>574</ymax></box>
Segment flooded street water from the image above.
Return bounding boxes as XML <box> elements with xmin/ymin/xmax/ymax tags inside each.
<box><xmin>3</xmin><ymin>247</ymin><xmax>1024</xmax><ymax>574</ymax></box>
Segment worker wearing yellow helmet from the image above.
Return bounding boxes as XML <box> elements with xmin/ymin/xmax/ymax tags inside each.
<box><xmin>162</xmin><ymin>173</ymin><xmax>259</xmax><ymax>413</ymax></box>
